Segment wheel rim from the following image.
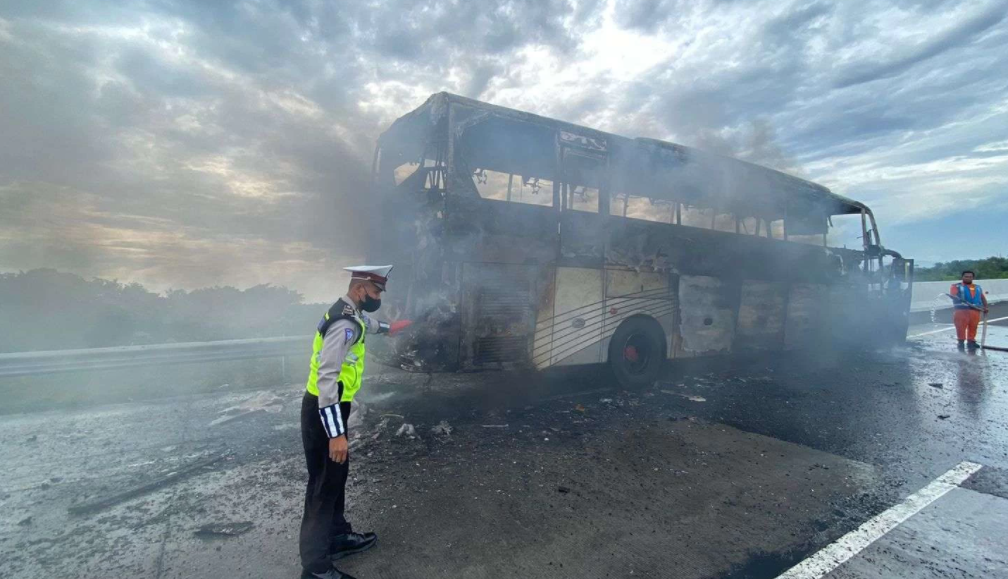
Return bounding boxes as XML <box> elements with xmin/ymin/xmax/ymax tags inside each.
<box><xmin>622</xmin><ymin>332</ymin><xmax>652</xmax><ymax>375</ymax></box>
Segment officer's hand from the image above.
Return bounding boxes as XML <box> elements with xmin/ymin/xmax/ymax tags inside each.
<box><xmin>984</xmin><ymin>308</ymin><xmax>989</xmax><ymax>314</ymax></box>
<box><xmin>329</xmin><ymin>435</ymin><xmax>348</xmax><ymax>464</ymax></box>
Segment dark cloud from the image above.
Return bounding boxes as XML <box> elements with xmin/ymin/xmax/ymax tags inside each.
<box><xmin>464</xmin><ymin>63</ymin><xmax>503</xmax><ymax>99</ymax></box>
<box><xmin>1</xmin><ymin>0</ymin><xmax>1007</xmax><ymax>296</ymax></box>
<box><xmin>614</xmin><ymin>0</ymin><xmax>676</xmax><ymax>32</ymax></box>
<box><xmin>763</xmin><ymin>1</ymin><xmax>833</xmax><ymax>42</ymax></box>
<box><xmin>689</xmin><ymin>120</ymin><xmax>805</xmax><ymax>175</ymax></box>
<box><xmin>115</xmin><ymin>46</ymin><xmax>210</xmax><ymax>99</ymax></box>
<box><xmin>833</xmin><ymin>2</ymin><xmax>1007</xmax><ymax>88</ymax></box>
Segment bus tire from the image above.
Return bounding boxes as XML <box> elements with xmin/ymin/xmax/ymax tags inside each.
<box><xmin>608</xmin><ymin>315</ymin><xmax>666</xmax><ymax>390</ymax></box>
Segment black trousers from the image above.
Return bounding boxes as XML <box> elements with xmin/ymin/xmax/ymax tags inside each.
<box><xmin>300</xmin><ymin>392</ymin><xmax>353</xmax><ymax>573</ymax></box>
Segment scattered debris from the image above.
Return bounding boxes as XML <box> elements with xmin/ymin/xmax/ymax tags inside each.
<box><xmin>68</xmin><ymin>452</ymin><xmax>226</xmax><ymax>515</ymax></box>
<box><xmin>348</xmin><ymin>437</ymin><xmax>364</xmax><ymax>452</ymax></box>
<box><xmin>381</xmin><ymin>413</ymin><xmax>405</xmax><ymax>419</ymax></box>
<box><xmin>481</xmin><ymin>424</ymin><xmax>508</xmax><ymax>428</ymax></box>
<box><xmin>929</xmin><ymin>383</ymin><xmax>943</xmax><ymax>389</ymax></box>
<box><xmin>396</xmin><ymin>423</ymin><xmax>417</xmax><ymax>439</ymax></box>
<box><xmin>25</xmin><ymin>435</ymin><xmax>37</xmax><ymax>443</ymax></box>
<box><xmin>193</xmin><ymin>521</ymin><xmax>253</xmax><ymax>539</ymax></box>
<box><xmin>599</xmin><ymin>398</ymin><xmax>613</xmax><ymax>404</ymax></box>
<box><xmin>937</xmin><ymin>414</ymin><xmax>951</xmax><ymax>420</ymax></box>
<box><xmin>17</xmin><ymin>516</ymin><xmax>32</xmax><ymax>526</ymax></box>
<box><xmin>557</xmin><ymin>486</ymin><xmax>571</xmax><ymax>494</ymax></box>
<box><xmin>574</xmin><ymin>404</ymin><xmax>586</xmax><ymax>413</ymax></box>
<box><xmin>431</xmin><ymin>421</ymin><xmax>453</xmax><ymax>436</ymax></box>
<box><xmin>392</xmin><ymin>298</ymin><xmax>459</xmax><ymax>372</ymax></box>
<box><xmin>210</xmin><ymin>392</ymin><xmax>284</xmax><ymax>427</ymax></box>
<box><xmin>348</xmin><ymin>402</ymin><xmax>368</xmax><ymax>431</ymax></box>
<box><xmin>660</xmin><ymin>390</ymin><xmax>706</xmax><ymax>402</ymax></box>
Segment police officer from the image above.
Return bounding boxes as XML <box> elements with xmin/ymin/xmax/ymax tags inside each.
<box><xmin>300</xmin><ymin>265</ymin><xmax>409</xmax><ymax>579</ymax></box>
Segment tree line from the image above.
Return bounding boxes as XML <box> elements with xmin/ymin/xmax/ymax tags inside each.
<box><xmin>914</xmin><ymin>256</ymin><xmax>1008</xmax><ymax>281</ymax></box>
<box><xmin>0</xmin><ymin>269</ymin><xmax>326</xmax><ymax>353</ymax></box>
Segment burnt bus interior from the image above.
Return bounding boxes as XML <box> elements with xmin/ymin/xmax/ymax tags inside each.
<box><xmin>371</xmin><ymin>93</ymin><xmax>913</xmax><ymax>376</ymax></box>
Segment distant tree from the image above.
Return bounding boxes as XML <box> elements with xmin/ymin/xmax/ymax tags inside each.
<box><xmin>915</xmin><ymin>256</ymin><xmax>1008</xmax><ymax>281</ymax></box>
<box><xmin>0</xmin><ymin>269</ymin><xmax>324</xmax><ymax>353</ymax></box>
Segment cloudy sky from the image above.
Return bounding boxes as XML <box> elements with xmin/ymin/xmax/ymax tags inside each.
<box><xmin>1</xmin><ymin>0</ymin><xmax>1006</xmax><ymax>302</ymax></box>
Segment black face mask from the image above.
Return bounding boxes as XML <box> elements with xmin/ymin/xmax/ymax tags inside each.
<box><xmin>361</xmin><ymin>294</ymin><xmax>381</xmax><ymax>312</ymax></box>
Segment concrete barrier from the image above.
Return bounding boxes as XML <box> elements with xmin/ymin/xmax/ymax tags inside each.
<box><xmin>911</xmin><ymin>279</ymin><xmax>1008</xmax><ymax>312</ymax></box>
<box><xmin>0</xmin><ymin>336</ymin><xmax>307</xmax><ymax>378</ymax></box>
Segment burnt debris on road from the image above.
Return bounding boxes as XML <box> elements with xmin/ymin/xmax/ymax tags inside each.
<box><xmin>2</xmin><ymin>327</ymin><xmax>1007</xmax><ymax>578</ymax></box>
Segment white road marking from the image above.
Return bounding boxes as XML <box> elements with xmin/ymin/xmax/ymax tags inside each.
<box><xmin>908</xmin><ymin>316</ymin><xmax>1008</xmax><ymax>338</ymax></box>
<box><xmin>775</xmin><ymin>461</ymin><xmax>983</xmax><ymax>579</ymax></box>
<box><xmin>907</xmin><ymin>324</ymin><xmax>954</xmax><ymax>337</ymax></box>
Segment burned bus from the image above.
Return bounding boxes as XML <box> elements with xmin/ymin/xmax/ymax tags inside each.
<box><xmin>370</xmin><ymin>92</ymin><xmax>913</xmax><ymax>387</ymax></box>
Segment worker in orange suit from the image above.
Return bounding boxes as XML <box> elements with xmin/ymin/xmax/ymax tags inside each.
<box><xmin>949</xmin><ymin>270</ymin><xmax>988</xmax><ymax>350</ymax></box>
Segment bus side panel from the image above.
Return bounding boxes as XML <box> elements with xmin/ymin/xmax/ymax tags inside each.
<box><xmin>532</xmin><ymin>267</ymin><xmax>557</xmax><ymax>370</ymax></box>
<box><xmin>559</xmin><ymin>211</ymin><xmax>605</xmax><ymax>269</ymax></box>
<box><xmin>600</xmin><ymin>269</ymin><xmax>675</xmax><ymax>362</ymax></box>
<box><xmin>676</xmin><ymin>275</ymin><xmax>738</xmax><ymax>356</ymax></box>
<box><xmin>784</xmin><ymin>283</ymin><xmax>830</xmax><ymax>349</ymax></box>
<box><xmin>459</xmin><ymin>262</ymin><xmax>539</xmax><ymax>370</ymax></box>
<box><xmin>827</xmin><ymin>284</ymin><xmax>866</xmax><ymax>345</ymax></box>
<box><xmin>548</xmin><ymin>267</ymin><xmax>604</xmax><ymax>367</ymax></box>
<box><xmin>445</xmin><ymin>197</ymin><xmax>557</xmax><ymax>266</ymax></box>
<box><xmin>735</xmin><ymin>281</ymin><xmax>787</xmax><ymax>351</ymax></box>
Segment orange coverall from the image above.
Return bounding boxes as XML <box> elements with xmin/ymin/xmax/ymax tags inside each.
<box><xmin>951</xmin><ymin>284</ymin><xmax>982</xmax><ymax>341</ymax></box>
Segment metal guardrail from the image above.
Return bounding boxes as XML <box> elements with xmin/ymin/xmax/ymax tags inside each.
<box><xmin>4</xmin><ymin>280</ymin><xmax>1005</xmax><ymax>377</ymax></box>
<box><xmin>910</xmin><ymin>279</ymin><xmax>1008</xmax><ymax>312</ymax></box>
<box><xmin>0</xmin><ymin>336</ymin><xmax>308</xmax><ymax>378</ymax></box>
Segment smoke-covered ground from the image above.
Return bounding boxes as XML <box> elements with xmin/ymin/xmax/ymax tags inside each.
<box><xmin>2</xmin><ymin>307</ymin><xmax>1007</xmax><ymax>579</ymax></box>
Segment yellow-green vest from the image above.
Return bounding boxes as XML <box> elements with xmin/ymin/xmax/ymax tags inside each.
<box><xmin>306</xmin><ymin>300</ymin><xmax>367</xmax><ymax>402</ymax></box>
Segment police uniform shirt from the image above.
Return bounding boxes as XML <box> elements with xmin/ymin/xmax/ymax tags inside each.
<box><xmin>314</xmin><ymin>295</ymin><xmax>382</xmax><ymax>436</ymax></box>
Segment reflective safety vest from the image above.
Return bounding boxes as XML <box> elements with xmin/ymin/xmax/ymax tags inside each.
<box><xmin>955</xmin><ymin>283</ymin><xmax>983</xmax><ymax>308</ymax></box>
<box><xmin>306</xmin><ymin>299</ymin><xmax>367</xmax><ymax>402</ymax></box>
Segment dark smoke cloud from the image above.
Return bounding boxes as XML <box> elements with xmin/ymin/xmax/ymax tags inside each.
<box><xmin>2</xmin><ymin>0</ymin><xmax>1007</xmax><ymax>294</ymax></box>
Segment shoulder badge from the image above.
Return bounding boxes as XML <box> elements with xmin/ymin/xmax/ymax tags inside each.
<box><xmin>342</xmin><ymin>304</ymin><xmax>355</xmax><ymax>316</ymax></box>
<box><xmin>344</xmin><ymin>327</ymin><xmax>355</xmax><ymax>345</ymax></box>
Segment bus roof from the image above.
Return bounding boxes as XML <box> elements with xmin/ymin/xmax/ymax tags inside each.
<box><xmin>379</xmin><ymin>92</ymin><xmax>869</xmax><ymax>218</ymax></box>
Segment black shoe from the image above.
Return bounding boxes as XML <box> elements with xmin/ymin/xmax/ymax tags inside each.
<box><xmin>330</xmin><ymin>531</ymin><xmax>378</xmax><ymax>561</ymax></box>
<box><xmin>301</xmin><ymin>566</ymin><xmax>357</xmax><ymax>579</ymax></box>
<box><xmin>957</xmin><ymin>340</ymin><xmax>966</xmax><ymax>350</ymax></box>
<box><xmin>967</xmin><ymin>340</ymin><xmax>979</xmax><ymax>350</ymax></box>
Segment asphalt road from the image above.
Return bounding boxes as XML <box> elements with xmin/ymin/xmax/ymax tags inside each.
<box><xmin>1</xmin><ymin>314</ymin><xmax>1007</xmax><ymax>579</ymax></box>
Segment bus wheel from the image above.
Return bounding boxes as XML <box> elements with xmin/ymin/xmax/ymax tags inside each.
<box><xmin>608</xmin><ymin>316</ymin><xmax>666</xmax><ymax>390</ymax></box>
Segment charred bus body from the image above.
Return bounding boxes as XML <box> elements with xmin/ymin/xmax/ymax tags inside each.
<box><xmin>371</xmin><ymin>93</ymin><xmax>913</xmax><ymax>386</ymax></box>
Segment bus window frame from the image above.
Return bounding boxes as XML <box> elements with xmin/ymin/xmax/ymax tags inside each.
<box><xmin>446</xmin><ymin>109</ymin><xmax>561</xmax><ymax>213</ymax></box>
<box><xmin>558</xmin><ymin>144</ymin><xmax>608</xmax><ymax>215</ymax></box>
<box><xmin>388</xmin><ymin>101</ymin><xmax>886</xmax><ymax>261</ymax></box>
